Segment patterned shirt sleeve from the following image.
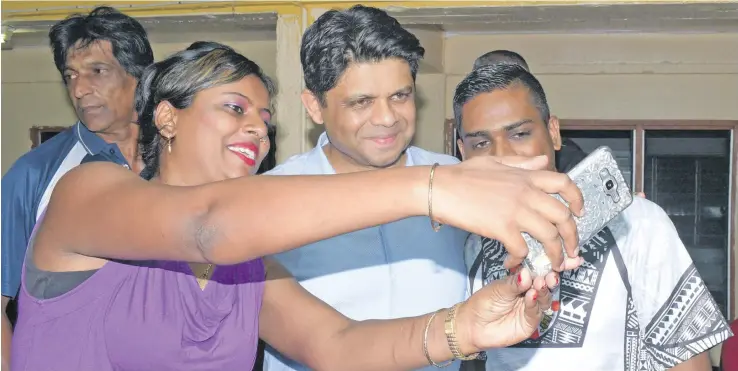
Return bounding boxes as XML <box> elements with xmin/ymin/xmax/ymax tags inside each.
<box><xmin>620</xmin><ymin>199</ymin><xmax>732</xmax><ymax>369</ymax></box>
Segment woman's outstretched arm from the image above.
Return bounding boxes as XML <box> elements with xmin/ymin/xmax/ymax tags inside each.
<box><xmin>38</xmin><ymin>161</ymin><xmax>425</xmax><ymax>265</ymax></box>
<box><xmin>37</xmin><ymin>155</ymin><xmax>583</xmax><ymax>268</ymax></box>
<box><xmin>259</xmin><ymin>258</ymin><xmax>550</xmax><ymax>371</ymax></box>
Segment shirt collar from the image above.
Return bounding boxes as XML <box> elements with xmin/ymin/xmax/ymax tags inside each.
<box><xmin>309</xmin><ymin>132</ymin><xmax>336</xmax><ymax>175</ymax></box>
<box><xmin>75</xmin><ymin>121</ymin><xmax>107</xmax><ymax>155</ymax></box>
<box><xmin>74</xmin><ymin>121</ymin><xmax>129</xmax><ymax>166</ymax></box>
<box><xmin>316</xmin><ymin>131</ymin><xmax>332</xmax><ymax>147</ymax></box>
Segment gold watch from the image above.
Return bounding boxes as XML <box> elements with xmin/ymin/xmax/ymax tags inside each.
<box><xmin>444</xmin><ymin>302</ymin><xmax>481</xmax><ymax>361</ymax></box>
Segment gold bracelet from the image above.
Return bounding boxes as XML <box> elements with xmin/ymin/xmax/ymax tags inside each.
<box><xmin>423</xmin><ymin>309</ymin><xmax>453</xmax><ymax>368</ymax></box>
<box><xmin>444</xmin><ymin>303</ymin><xmax>481</xmax><ymax>361</ymax></box>
<box><xmin>428</xmin><ymin>163</ymin><xmax>442</xmax><ymax>232</ymax></box>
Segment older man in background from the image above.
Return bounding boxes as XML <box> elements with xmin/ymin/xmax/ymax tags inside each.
<box><xmin>1</xmin><ymin>7</ymin><xmax>152</xmax><ymax>369</ymax></box>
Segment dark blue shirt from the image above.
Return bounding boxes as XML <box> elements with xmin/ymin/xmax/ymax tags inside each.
<box><xmin>1</xmin><ymin>122</ymin><xmax>129</xmax><ymax>297</ymax></box>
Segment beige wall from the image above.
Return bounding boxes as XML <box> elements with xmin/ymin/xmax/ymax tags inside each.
<box><xmin>3</xmin><ymin>23</ymin><xmax>736</xmax><ymax>171</ymax></box>
<box><xmin>444</xmin><ymin>33</ymin><xmax>738</xmax><ymax>122</ymax></box>
<box><xmin>19</xmin><ymin>32</ymin><xmax>738</xmax><ymax>167</ymax></box>
<box><xmin>1</xmin><ymin>46</ymin><xmax>77</xmax><ymax>173</ymax></box>
<box><xmin>413</xmin><ymin>73</ymin><xmax>447</xmax><ymax>153</ymax></box>
<box><xmin>1</xmin><ymin>31</ymin><xmax>276</xmax><ymax>174</ymax></box>
<box><xmin>392</xmin><ymin>32</ymin><xmax>738</xmax><ymax>155</ymax></box>
<box><xmin>409</xmin><ymin>26</ymin><xmax>447</xmax><ymax>154</ymax></box>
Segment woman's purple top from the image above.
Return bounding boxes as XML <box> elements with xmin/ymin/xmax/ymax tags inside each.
<box><xmin>11</xmin><ymin>256</ymin><xmax>265</xmax><ymax>370</ymax></box>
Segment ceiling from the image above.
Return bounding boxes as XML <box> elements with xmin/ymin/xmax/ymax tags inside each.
<box><xmin>389</xmin><ymin>2</ymin><xmax>738</xmax><ymax>34</ymax></box>
<box><xmin>3</xmin><ymin>12</ymin><xmax>278</xmax><ymax>47</ymax></box>
<box><xmin>5</xmin><ymin>12</ymin><xmax>278</xmax><ymax>34</ymax></box>
<box><xmin>3</xmin><ymin>2</ymin><xmax>737</xmax><ymax>48</ymax></box>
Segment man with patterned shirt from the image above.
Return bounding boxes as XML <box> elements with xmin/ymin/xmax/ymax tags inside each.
<box><xmin>455</xmin><ymin>63</ymin><xmax>731</xmax><ymax>371</ymax></box>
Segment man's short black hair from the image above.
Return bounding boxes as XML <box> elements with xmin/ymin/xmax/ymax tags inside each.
<box><xmin>49</xmin><ymin>6</ymin><xmax>154</xmax><ymax>81</ymax></box>
<box><xmin>473</xmin><ymin>50</ymin><xmax>529</xmax><ymax>71</ymax></box>
<box><xmin>454</xmin><ymin>63</ymin><xmax>549</xmax><ymax>135</ymax></box>
<box><xmin>300</xmin><ymin>5</ymin><xmax>425</xmax><ymax>105</ymax></box>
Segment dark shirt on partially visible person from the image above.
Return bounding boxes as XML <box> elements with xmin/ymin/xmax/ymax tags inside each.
<box><xmin>555</xmin><ymin>138</ymin><xmax>588</xmax><ymax>173</ymax></box>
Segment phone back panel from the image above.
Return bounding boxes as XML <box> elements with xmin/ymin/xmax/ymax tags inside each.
<box><xmin>522</xmin><ymin>146</ymin><xmax>634</xmax><ymax>276</ymax></box>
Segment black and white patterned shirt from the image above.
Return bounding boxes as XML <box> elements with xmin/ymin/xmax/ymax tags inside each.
<box><xmin>465</xmin><ymin>197</ymin><xmax>732</xmax><ymax>371</ymax></box>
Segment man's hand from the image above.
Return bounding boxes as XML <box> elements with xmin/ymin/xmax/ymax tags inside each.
<box><xmin>433</xmin><ymin>156</ymin><xmax>584</xmax><ymax>272</ymax></box>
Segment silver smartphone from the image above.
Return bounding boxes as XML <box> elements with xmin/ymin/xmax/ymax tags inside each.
<box><xmin>522</xmin><ymin>146</ymin><xmax>633</xmax><ymax>276</ymax></box>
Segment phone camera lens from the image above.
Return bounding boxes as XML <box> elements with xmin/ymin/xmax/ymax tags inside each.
<box><xmin>605</xmin><ymin>180</ymin><xmax>614</xmax><ymax>190</ymax></box>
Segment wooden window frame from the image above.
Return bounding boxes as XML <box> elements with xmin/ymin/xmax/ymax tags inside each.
<box><xmin>445</xmin><ymin>119</ymin><xmax>738</xmax><ymax>319</ymax></box>
<box><xmin>29</xmin><ymin>126</ymin><xmax>68</xmax><ymax>149</ymax></box>
<box><xmin>560</xmin><ymin>120</ymin><xmax>738</xmax><ymax>192</ymax></box>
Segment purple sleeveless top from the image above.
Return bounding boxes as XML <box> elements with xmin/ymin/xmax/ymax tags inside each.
<box><xmin>11</xmin><ymin>255</ymin><xmax>265</xmax><ymax>370</ymax></box>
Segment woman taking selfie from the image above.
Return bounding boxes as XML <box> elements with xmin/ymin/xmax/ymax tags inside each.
<box><xmin>12</xmin><ymin>42</ymin><xmax>583</xmax><ymax>370</ymax></box>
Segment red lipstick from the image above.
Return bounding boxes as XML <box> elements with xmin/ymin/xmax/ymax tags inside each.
<box><xmin>227</xmin><ymin>142</ymin><xmax>259</xmax><ymax>167</ymax></box>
